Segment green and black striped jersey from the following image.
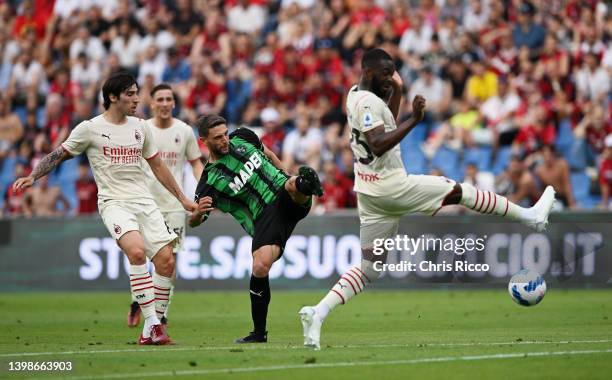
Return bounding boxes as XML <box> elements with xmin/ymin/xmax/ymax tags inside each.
<box><xmin>194</xmin><ymin>128</ymin><xmax>289</xmax><ymax>235</ymax></box>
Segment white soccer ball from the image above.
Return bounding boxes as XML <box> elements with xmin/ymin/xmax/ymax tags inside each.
<box><xmin>508</xmin><ymin>269</ymin><xmax>547</xmax><ymax>306</ymax></box>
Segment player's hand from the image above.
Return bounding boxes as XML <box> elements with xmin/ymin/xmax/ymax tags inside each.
<box><xmin>412</xmin><ymin>95</ymin><xmax>426</xmax><ymax>122</ymax></box>
<box><xmin>197</xmin><ymin>196</ymin><xmax>214</xmax><ymax>214</ymax></box>
<box><xmin>391</xmin><ymin>71</ymin><xmax>403</xmax><ymax>90</ymax></box>
<box><xmin>13</xmin><ymin>176</ymin><xmax>34</xmax><ymax>192</ymax></box>
<box><xmin>181</xmin><ymin>198</ymin><xmax>198</xmax><ymax>213</ymax></box>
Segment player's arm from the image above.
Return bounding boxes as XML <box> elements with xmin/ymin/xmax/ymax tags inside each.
<box><xmin>189</xmin><ymin>159</ymin><xmax>204</xmax><ymax>182</ymax></box>
<box><xmin>13</xmin><ymin>146</ymin><xmax>73</xmax><ymax>190</ymax></box>
<box><xmin>146</xmin><ymin>154</ymin><xmax>197</xmax><ymax>212</ymax></box>
<box><xmin>188</xmin><ymin>196</ymin><xmax>214</xmax><ymax>227</ymax></box>
<box><xmin>363</xmin><ymin>95</ymin><xmax>426</xmax><ymax>157</ymax></box>
<box><xmin>388</xmin><ymin>71</ymin><xmax>403</xmax><ymax>122</ymax></box>
<box><xmin>263</xmin><ymin>144</ymin><xmax>287</xmax><ymax>173</ymax></box>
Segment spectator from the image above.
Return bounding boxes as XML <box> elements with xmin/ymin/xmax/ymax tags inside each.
<box><xmin>408</xmin><ymin>67</ymin><xmax>451</xmax><ymax>119</ymax></box>
<box><xmin>184</xmin><ymin>60</ymin><xmax>226</xmax><ymax>124</ymax></box>
<box><xmin>0</xmin><ymin>93</ymin><xmax>23</xmax><ymax>159</ymax></box>
<box><xmin>43</xmin><ymin>93</ymin><xmax>70</xmax><ymax>149</ymax></box>
<box><xmin>69</xmin><ymin>25</ymin><xmax>106</xmax><ymax>64</ymax></box>
<box><xmin>512</xmin><ymin>2</ymin><xmax>546</xmax><ymax>50</ymax></box>
<box><xmin>480</xmin><ymin>76</ymin><xmax>521</xmax><ymax>146</ymax></box>
<box><xmin>318</xmin><ymin>161</ymin><xmax>351</xmax><ymax>212</ymax></box>
<box><xmin>463</xmin><ymin>162</ymin><xmax>495</xmax><ymax>193</ymax></box>
<box><xmin>260</xmin><ymin>107</ymin><xmax>285</xmax><ymax>157</ymax></box>
<box><xmin>575</xmin><ymin>52</ymin><xmax>610</xmax><ymax>104</ymax></box>
<box><xmin>3</xmin><ymin>162</ymin><xmax>27</xmax><ymax>216</ymax></box>
<box><xmin>137</xmin><ymin>44</ymin><xmax>166</xmax><ymax>85</ymax></box>
<box><xmin>75</xmin><ymin>161</ymin><xmax>97</xmax><ymax>215</ymax></box>
<box><xmin>282</xmin><ymin>113</ymin><xmax>322</xmax><ymax>173</ymax></box>
<box><xmin>599</xmin><ymin>135</ymin><xmax>612</xmax><ymax>209</ymax></box>
<box><xmin>170</xmin><ymin>0</ymin><xmax>203</xmax><ymax>54</ymax></box>
<box><xmin>23</xmin><ymin>175</ymin><xmax>71</xmax><ymax>217</ymax></box>
<box><xmin>7</xmin><ymin>44</ymin><xmax>47</xmax><ymax>110</ymax></box>
<box><xmin>161</xmin><ymin>47</ymin><xmax>191</xmax><ymax>85</ymax></box>
<box><xmin>534</xmin><ymin>145</ymin><xmax>576</xmax><ymax>209</ymax></box>
<box><xmin>228</xmin><ymin>0</ymin><xmax>267</xmax><ymax>35</ymax></box>
<box><xmin>463</xmin><ymin>0</ymin><xmax>489</xmax><ymax>33</ymax></box>
<box><xmin>572</xmin><ymin>105</ymin><xmax>612</xmax><ymax>167</ymax></box>
<box><xmin>465</xmin><ymin>59</ymin><xmax>498</xmax><ymax>105</ymax></box>
<box><xmin>496</xmin><ymin>156</ymin><xmax>541</xmax><ymax>207</ymax></box>
<box><xmin>109</xmin><ymin>18</ymin><xmax>142</xmax><ymax>73</ymax></box>
<box><xmin>70</xmin><ymin>52</ymin><xmax>101</xmax><ymax>101</ymax></box>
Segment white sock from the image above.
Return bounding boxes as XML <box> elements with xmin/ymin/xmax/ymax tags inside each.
<box><xmin>153</xmin><ymin>273</ymin><xmax>172</xmax><ymax>320</ymax></box>
<box><xmin>459</xmin><ymin>183</ymin><xmax>532</xmax><ymax>221</ymax></box>
<box><xmin>164</xmin><ymin>285</ymin><xmax>174</xmax><ymax>319</ymax></box>
<box><xmin>314</xmin><ymin>267</ymin><xmax>371</xmax><ymax>320</ymax></box>
<box><xmin>129</xmin><ymin>264</ymin><xmax>159</xmax><ymax>337</ymax></box>
<box><xmin>143</xmin><ymin>315</ymin><xmax>160</xmax><ymax>338</ymax></box>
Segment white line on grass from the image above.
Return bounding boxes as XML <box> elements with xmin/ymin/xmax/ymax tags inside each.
<box><xmin>2</xmin><ymin>339</ymin><xmax>612</xmax><ymax>358</ymax></box>
<box><xmin>26</xmin><ymin>348</ymin><xmax>612</xmax><ymax>380</ymax></box>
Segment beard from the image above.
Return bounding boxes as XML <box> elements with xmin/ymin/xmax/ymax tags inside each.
<box><xmin>371</xmin><ymin>77</ymin><xmax>392</xmax><ymax>101</ymax></box>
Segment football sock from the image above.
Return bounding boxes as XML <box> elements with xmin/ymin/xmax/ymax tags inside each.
<box><xmin>250</xmin><ymin>275</ymin><xmax>271</xmax><ymax>333</ymax></box>
<box><xmin>129</xmin><ymin>264</ymin><xmax>159</xmax><ymax>337</ymax></box>
<box><xmin>459</xmin><ymin>183</ymin><xmax>532</xmax><ymax>221</ymax></box>
<box><xmin>315</xmin><ymin>266</ymin><xmax>371</xmax><ymax>320</ymax></box>
<box><xmin>153</xmin><ymin>273</ymin><xmax>172</xmax><ymax>320</ymax></box>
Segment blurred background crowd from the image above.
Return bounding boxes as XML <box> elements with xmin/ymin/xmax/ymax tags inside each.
<box><xmin>0</xmin><ymin>0</ymin><xmax>611</xmax><ymax>217</ymax></box>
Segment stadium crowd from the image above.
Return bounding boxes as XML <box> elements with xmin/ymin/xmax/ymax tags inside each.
<box><xmin>0</xmin><ymin>0</ymin><xmax>611</xmax><ymax>217</ymax></box>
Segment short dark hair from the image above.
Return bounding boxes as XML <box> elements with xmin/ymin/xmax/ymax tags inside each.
<box><xmin>150</xmin><ymin>83</ymin><xmax>173</xmax><ymax>98</ymax></box>
<box><xmin>361</xmin><ymin>48</ymin><xmax>393</xmax><ymax>70</ymax></box>
<box><xmin>102</xmin><ymin>71</ymin><xmax>138</xmax><ymax>110</ymax></box>
<box><xmin>196</xmin><ymin>114</ymin><xmax>227</xmax><ymax>137</ymax></box>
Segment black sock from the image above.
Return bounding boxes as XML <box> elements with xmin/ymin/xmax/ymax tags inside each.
<box><xmin>249</xmin><ymin>275</ymin><xmax>270</xmax><ymax>334</ymax></box>
<box><xmin>295</xmin><ymin>176</ymin><xmax>312</xmax><ymax>196</ymax></box>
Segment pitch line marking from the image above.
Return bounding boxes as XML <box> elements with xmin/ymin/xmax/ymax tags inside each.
<box><xmin>2</xmin><ymin>339</ymin><xmax>612</xmax><ymax>358</ymax></box>
<box><xmin>25</xmin><ymin>348</ymin><xmax>612</xmax><ymax>380</ymax></box>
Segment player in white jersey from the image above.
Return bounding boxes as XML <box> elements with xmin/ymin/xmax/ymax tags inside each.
<box><xmin>299</xmin><ymin>49</ymin><xmax>556</xmax><ymax>350</ymax></box>
<box><xmin>126</xmin><ymin>83</ymin><xmax>203</xmax><ymax>328</ymax></box>
<box><xmin>14</xmin><ymin>72</ymin><xmax>197</xmax><ymax>345</ymax></box>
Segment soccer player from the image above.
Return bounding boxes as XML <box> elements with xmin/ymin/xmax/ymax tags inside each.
<box><xmin>13</xmin><ymin>72</ymin><xmax>197</xmax><ymax>345</ymax></box>
<box><xmin>299</xmin><ymin>48</ymin><xmax>556</xmax><ymax>350</ymax></box>
<box><xmin>126</xmin><ymin>83</ymin><xmax>204</xmax><ymax>328</ymax></box>
<box><xmin>189</xmin><ymin>114</ymin><xmax>323</xmax><ymax>343</ymax></box>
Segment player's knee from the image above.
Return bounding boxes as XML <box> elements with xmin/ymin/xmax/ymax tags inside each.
<box><xmin>126</xmin><ymin>247</ymin><xmax>146</xmax><ymax>265</ymax></box>
<box><xmin>361</xmin><ymin>259</ymin><xmax>382</xmax><ymax>282</ymax></box>
<box><xmin>252</xmin><ymin>258</ymin><xmax>272</xmax><ymax>277</ymax></box>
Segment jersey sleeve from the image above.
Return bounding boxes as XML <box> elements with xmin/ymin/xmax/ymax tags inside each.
<box><xmin>356</xmin><ymin>95</ymin><xmax>384</xmax><ymax>132</ymax></box>
<box><xmin>142</xmin><ymin>122</ymin><xmax>159</xmax><ymax>159</ymax></box>
<box><xmin>61</xmin><ymin>121</ymin><xmax>91</xmax><ymax>156</ymax></box>
<box><xmin>194</xmin><ymin>169</ymin><xmax>211</xmax><ymax>220</ymax></box>
<box><xmin>229</xmin><ymin>128</ymin><xmax>263</xmax><ymax>151</ymax></box>
<box><xmin>184</xmin><ymin>127</ymin><xmax>202</xmax><ymax>162</ymax></box>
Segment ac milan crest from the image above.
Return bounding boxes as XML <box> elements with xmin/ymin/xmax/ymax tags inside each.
<box><xmin>113</xmin><ymin>224</ymin><xmax>122</xmax><ymax>235</ymax></box>
<box><xmin>135</xmin><ymin>130</ymin><xmax>142</xmax><ymax>143</ymax></box>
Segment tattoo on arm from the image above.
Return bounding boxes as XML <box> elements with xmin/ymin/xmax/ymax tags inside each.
<box><xmin>31</xmin><ymin>147</ymin><xmax>69</xmax><ymax>180</ymax></box>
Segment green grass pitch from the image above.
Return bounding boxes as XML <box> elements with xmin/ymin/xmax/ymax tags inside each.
<box><xmin>1</xmin><ymin>289</ymin><xmax>611</xmax><ymax>379</ymax></box>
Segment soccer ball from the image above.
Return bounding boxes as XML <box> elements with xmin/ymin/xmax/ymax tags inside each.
<box><xmin>508</xmin><ymin>269</ymin><xmax>547</xmax><ymax>306</ymax></box>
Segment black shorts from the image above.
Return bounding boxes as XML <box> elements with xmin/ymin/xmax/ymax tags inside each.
<box><xmin>251</xmin><ymin>187</ymin><xmax>311</xmax><ymax>254</ymax></box>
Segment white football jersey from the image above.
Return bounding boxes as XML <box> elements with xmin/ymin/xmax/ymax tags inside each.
<box><xmin>143</xmin><ymin>118</ymin><xmax>201</xmax><ymax>212</ymax></box>
<box><xmin>346</xmin><ymin>85</ymin><xmax>406</xmax><ymax>196</ymax></box>
<box><xmin>61</xmin><ymin>114</ymin><xmax>158</xmax><ymax>204</ymax></box>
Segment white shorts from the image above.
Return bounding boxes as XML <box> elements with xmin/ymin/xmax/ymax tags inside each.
<box><xmin>161</xmin><ymin>210</ymin><xmax>186</xmax><ymax>253</ymax></box>
<box><xmin>99</xmin><ymin>200</ymin><xmax>177</xmax><ymax>259</ymax></box>
<box><xmin>358</xmin><ymin>174</ymin><xmax>456</xmax><ymax>248</ymax></box>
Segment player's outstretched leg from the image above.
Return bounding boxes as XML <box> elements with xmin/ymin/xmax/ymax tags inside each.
<box><xmin>300</xmin><ymin>258</ymin><xmax>381</xmax><ymax>350</ymax></box>
<box><xmin>445</xmin><ymin>183</ymin><xmax>556</xmax><ymax>231</ymax></box>
<box><xmin>295</xmin><ymin>166</ymin><xmax>323</xmax><ymax>197</ymax></box>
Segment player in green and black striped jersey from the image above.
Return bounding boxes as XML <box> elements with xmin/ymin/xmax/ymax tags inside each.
<box><xmin>189</xmin><ymin>114</ymin><xmax>323</xmax><ymax>344</ymax></box>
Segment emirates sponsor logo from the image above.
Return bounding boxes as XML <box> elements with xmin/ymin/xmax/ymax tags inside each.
<box><xmin>357</xmin><ymin>172</ymin><xmax>380</xmax><ymax>182</ymax></box>
<box><xmin>102</xmin><ymin>146</ymin><xmax>143</xmax><ymax>164</ymax></box>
